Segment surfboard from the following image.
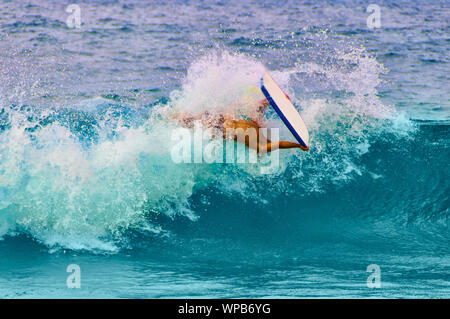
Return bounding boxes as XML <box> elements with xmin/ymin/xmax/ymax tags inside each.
<box><xmin>260</xmin><ymin>72</ymin><xmax>310</xmax><ymax>150</ymax></box>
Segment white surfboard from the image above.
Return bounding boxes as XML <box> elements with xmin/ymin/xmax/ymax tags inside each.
<box><xmin>260</xmin><ymin>72</ymin><xmax>310</xmax><ymax>150</ymax></box>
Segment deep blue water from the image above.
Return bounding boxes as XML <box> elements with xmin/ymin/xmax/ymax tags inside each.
<box><xmin>0</xmin><ymin>0</ymin><xmax>449</xmax><ymax>298</ymax></box>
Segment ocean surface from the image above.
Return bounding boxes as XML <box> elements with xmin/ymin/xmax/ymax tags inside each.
<box><xmin>0</xmin><ymin>0</ymin><xmax>449</xmax><ymax>298</ymax></box>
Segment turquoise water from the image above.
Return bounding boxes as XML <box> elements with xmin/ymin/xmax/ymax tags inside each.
<box><xmin>0</xmin><ymin>0</ymin><xmax>449</xmax><ymax>298</ymax></box>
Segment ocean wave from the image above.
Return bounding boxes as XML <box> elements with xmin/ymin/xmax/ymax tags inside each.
<box><xmin>1</xmin><ymin>47</ymin><xmax>444</xmax><ymax>253</ymax></box>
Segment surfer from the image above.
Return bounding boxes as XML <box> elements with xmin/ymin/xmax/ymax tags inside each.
<box><xmin>170</xmin><ymin>97</ymin><xmax>309</xmax><ymax>153</ymax></box>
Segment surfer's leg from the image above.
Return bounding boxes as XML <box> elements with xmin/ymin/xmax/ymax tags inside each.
<box><xmin>169</xmin><ymin>111</ymin><xmax>204</xmax><ymax>128</ymax></box>
<box><xmin>257</xmin><ymin>98</ymin><xmax>270</xmax><ymax>112</ymax></box>
<box><xmin>254</xmin><ymin>98</ymin><xmax>270</xmax><ymax>120</ymax></box>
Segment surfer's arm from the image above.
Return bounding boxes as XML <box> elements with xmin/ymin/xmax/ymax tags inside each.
<box><xmin>258</xmin><ymin>141</ymin><xmax>308</xmax><ymax>153</ymax></box>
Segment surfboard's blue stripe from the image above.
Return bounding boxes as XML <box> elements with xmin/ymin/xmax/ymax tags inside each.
<box><xmin>260</xmin><ymin>77</ymin><xmax>308</xmax><ymax>148</ymax></box>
